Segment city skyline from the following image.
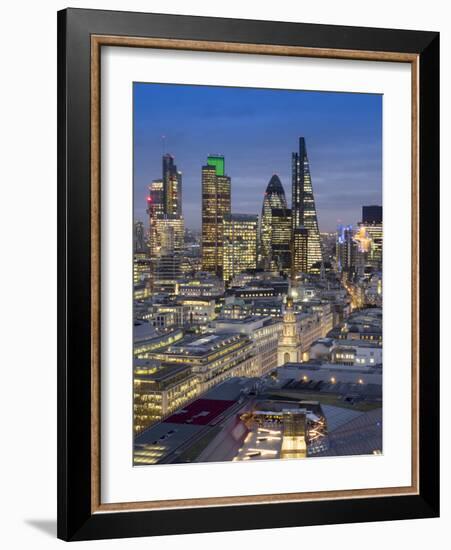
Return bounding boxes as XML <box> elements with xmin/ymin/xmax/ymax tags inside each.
<box><xmin>133</xmin><ymin>83</ymin><xmax>383</xmax><ymax>464</ymax></box>
<box><xmin>134</xmin><ymin>83</ymin><xmax>382</xmax><ymax>232</ymax></box>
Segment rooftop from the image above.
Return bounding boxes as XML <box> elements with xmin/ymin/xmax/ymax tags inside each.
<box><xmin>133</xmin><ymin>319</ymin><xmax>158</xmax><ymax>342</ymax></box>
<box><xmin>134</xmin><ymin>363</ymin><xmax>193</xmax><ymax>383</ymax></box>
<box><xmin>164</xmin><ymin>398</ymin><xmax>236</xmax><ymax>426</ymax></box>
<box><xmin>163</xmin><ymin>332</ymin><xmax>249</xmax><ymax>357</ymax></box>
<box><xmin>224</xmin><ymin>213</ymin><xmax>258</xmax><ymax>223</ymax></box>
<box><xmin>203</xmin><ymin>377</ymin><xmax>259</xmax><ymax>401</ymax></box>
<box><xmin>332</xmin><ymin>338</ymin><xmax>382</xmax><ymax>348</ymax></box>
<box><xmin>311</xmin><ymin>338</ymin><xmax>335</xmax><ymax>348</ymax></box>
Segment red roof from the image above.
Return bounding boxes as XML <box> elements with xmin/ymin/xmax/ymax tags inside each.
<box><xmin>164</xmin><ymin>399</ymin><xmax>235</xmax><ymax>426</ymax></box>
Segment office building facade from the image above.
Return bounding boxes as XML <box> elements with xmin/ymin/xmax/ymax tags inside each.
<box><xmin>201</xmin><ymin>156</ymin><xmax>231</xmax><ymax>276</ymax></box>
<box><xmin>260</xmin><ymin>174</ymin><xmax>288</xmax><ymax>268</ymax></box>
<box><xmin>270</xmin><ymin>207</ymin><xmax>292</xmax><ymax>272</ymax></box>
<box><xmin>162</xmin><ymin>153</ymin><xmax>182</xmax><ymax>216</ymax></box>
<box><xmin>336</xmin><ymin>224</ymin><xmax>357</xmax><ymax>273</ymax></box>
<box><xmin>223</xmin><ymin>213</ymin><xmax>258</xmax><ymax>282</ymax></box>
<box><xmin>292</xmin><ymin>137</ymin><xmax>323</xmax><ymax>272</ymax></box>
<box><xmin>291</xmin><ymin>226</ymin><xmax>309</xmax><ymax>277</ymax></box>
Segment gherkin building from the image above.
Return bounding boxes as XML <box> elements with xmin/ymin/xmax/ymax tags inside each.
<box><xmin>259</xmin><ymin>174</ymin><xmax>288</xmax><ymax>268</ymax></box>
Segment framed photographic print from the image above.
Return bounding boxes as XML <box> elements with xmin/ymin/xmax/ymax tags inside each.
<box><xmin>57</xmin><ymin>8</ymin><xmax>440</xmax><ymax>541</ymax></box>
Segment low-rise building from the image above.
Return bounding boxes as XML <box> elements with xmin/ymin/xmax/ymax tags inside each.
<box><xmin>134</xmin><ymin>359</ymin><xmax>200</xmax><ymax>434</ymax></box>
<box><xmin>332</xmin><ymin>308</ymin><xmax>383</xmax><ymax>344</ymax></box>
<box><xmin>221</xmin><ymin>296</ymin><xmax>284</xmax><ymax>319</ymax></box>
<box><xmin>213</xmin><ymin>316</ymin><xmax>283</xmax><ymax>376</ymax></box>
<box><xmin>134</xmin><ymin>281</ymin><xmax>151</xmax><ymax>300</ymax></box>
<box><xmin>330</xmin><ymin>339</ymin><xmax>382</xmax><ymax>366</ymax></box>
<box><xmin>133</xmin><ymin>252</ymin><xmax>150</xmax><ymax>285</ymax></box>
<box><xmin>309</xmin><ymin>338</ymin><xmax>335</xmax><ymax>360</ymax></box>
<box><xmin>274</xmin><ymin>361</ymin><xmax>382</xmax><ymax>387</ymax></box>
<box><xmin>175</xmin><ymin>272</ymin><xmax>225</xmax><ymax>297</ymax></box>
<box><xmin>177</xmin><ymin>297</ymin><xmax>217</xmax><ymax>326</ymax></box>
<box><xmin>147</xmin><ymin>297</ymin><xmax>218</xmax><ymax>329</ymax></box>
<box><xmin>306</xmin><ymin>302</ymin><xmax>334</xmax><ymax>337</ymax></box>
<box><xmin>134</xmin><ymin>327</ymin><xmax>184</xmax><ymax>358</ymax></box>
<box><xmin>149</xmin><ymin>333</ymin><xmax>260</xmax><ymax>393</ymax></box>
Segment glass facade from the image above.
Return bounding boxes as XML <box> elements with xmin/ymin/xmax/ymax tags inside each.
<box><xmin>260</xmin><ymin>174</ymin><xmax>288</xmax><ymax>269</ymax></box>
<box><xmin>270</xmin><ymin>207</ymin><xmax>292</xmax><ymax>271</ymax></box>
<box><xmin>223</xmin><ymin>214</ymin><xmax>258</xmax><ymax>282</ymax></box>
<box><xmin>359</xmin><ymin>222</ymin><xmax>383</xmax><ymax>270</ymax></box>
<box><xmin>336</xmin><ymin>225</ymin><xmax>356</xmax><ymax>272</ymax></box>
<box><xmin>291</xmin><ymin>226</ymin><xmax>308</xmax><ymax>277</ymax></box>
<box><xmin>148</xmin><ymin>155</ymin><xmax>185</xmax><ymax>293</ymax></box>
<box><xmin>292</xmin><ymin>137</ymin><xmax>323</xmax><ymax>272</ymax></box>
<box><xmin>162</xmin><ymin>154</ymin><xmax>182</xmax><ymax>216</ymax></box>
<box><xmin>201</xmin><ymin>159</ymin><xmax>231</xmax><ymax>276</ymax></box>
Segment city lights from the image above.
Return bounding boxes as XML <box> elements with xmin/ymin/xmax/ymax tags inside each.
<box><xmin>133</xmin><ymin>126</ymin><xmax>383</xmax><ymax>464</ymax></box>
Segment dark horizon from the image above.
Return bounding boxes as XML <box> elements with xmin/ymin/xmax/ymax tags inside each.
<box><xmin>134</xmin><ymin>83</ymin><xmax>382</xmax><ymax>233</ymax></box>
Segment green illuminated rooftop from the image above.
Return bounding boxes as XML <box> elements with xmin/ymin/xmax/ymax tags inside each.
<box><xmin>207</xmin><ymin>155</ymin><xmax>225</xmax><ymax>176</ymax></box>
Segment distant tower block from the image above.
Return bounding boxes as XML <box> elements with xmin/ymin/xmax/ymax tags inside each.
<box><xmin>222</xmin><ymin>214</ymin><xmax>258</xmax><ymax>283</ymax></box>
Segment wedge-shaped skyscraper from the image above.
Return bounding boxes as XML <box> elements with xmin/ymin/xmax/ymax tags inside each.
<box><xmin>292</xmin><ymin>137</ymin><xmax>323</xmax><ymax>273</ymax></box>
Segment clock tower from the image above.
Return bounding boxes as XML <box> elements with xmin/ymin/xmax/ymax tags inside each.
<box><xmin>277</xmin><ymin>296</ymin><xmax>301</xmax><ymax>365</ymax></box>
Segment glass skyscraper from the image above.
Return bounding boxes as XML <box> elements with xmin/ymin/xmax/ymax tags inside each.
<box><xmin>259</xmin><ymin>174</ymin><xmax>288</xmax><ymax>269</ymax></box>
<box><xmin>359</xmin><ymin>205</ymin><xmax>383</xmax><ymax>271</ymax></box>
<box><xmin>291</xmin><ymin>227</ymin><xmax>309</xmax><ymax>278</ymax></box>
<box><xmin>223</xmin><ymin>214</ymin><xmax>258</xmax><ymax>283</ymax></box>
<box><xmin>336</xmin><ymin>225</ymin><xmax>357</xmax><ymax>273</ymax></box>
<box><xmin>201</xmin><ymin>155</ymin><xmax>231</xmax><ymax>276</ymax></box>
<box><xmin>270</xmin><ymin>207</ymin><xmax>292</xmax><ymax>272</ymax></box>
<box><xmin>292</xmin><ymin>137</ymin><xmax>323</xmax><ymax>272</ymax></box>
<box><xmin>148</xmin><ymin>154</ymin><xmax>185</xmax><ymax>292</ymax></box>
<box><xmin>162</xmin><ymin>153</ymin><xmax>182</xmax><ymax>216</ymax></box>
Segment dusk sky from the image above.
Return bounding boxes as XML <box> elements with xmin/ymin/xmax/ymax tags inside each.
<box><xmin>134</xmin><ymin>83</ymin><xmax>382</xmax><ymax>232</ymax></box>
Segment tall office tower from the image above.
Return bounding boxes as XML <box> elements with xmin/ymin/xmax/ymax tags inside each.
<box><xmin>134</xmin><ymin>221</ymin><xmax>146</xmax><ymax>253</ymax></box>
<box><xmin>291</xmin><ymin>227</ymin><xmax>309</xmax><ymax>278</ymax></box>
<box><xmin>270</xmin><ymin>207</ymin><xmax>292</xmax><ymax>272</ymax></box>
<box><xmin>222</xmin><ymin>214</ymin><xmax>258</xmax><ymax>283</ymax></box>
<box><xmin>292</xmin><ymin>137</ymin><xmax>323</xmax><ymax>273</ymax></box>
<box><xmin>148</xmin><ymin>180</ymin><xmax>165</xmax><ymax>216</ymax></box>
<box><xmin>362</xmin><ymin>205</ymin><xmax>382</xmax><ymax>225</ymax></box>
<box><xmin>147</xmin><ymin>189</ymin><xmax>184</xmax><ymax>258</ymax></box>
<box><xmin>162</xmin><ymin>153</ymin><xmax>182</xmax><ymax>216</ymax></box>
<box><xmin>201</xmin><ymin>155</ymin><xmax>231</xmax><ymax>276</ymax></box>
<box><xmin>260</xmin><ymin>175</ymin><xmax>288</xmax><ymax>268</ymax></box>
<box><xmin>147</xmin><ymin>180</ymin><xmax>165</xmax><ymax>258</ymax></box>
<box><xmin>336</xmin><ymin>225</ymin><xmax>357</xmax><ymax>272</ymax></box>
<box><xmin>148</xmin><ymin>156</ymin><xmax>184</xmax><ymax>293</ymax></box>
<box><xmin>359</xmin><ymin>205</ymin><xmax>383</xmax><ymax>270</ymax></box>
